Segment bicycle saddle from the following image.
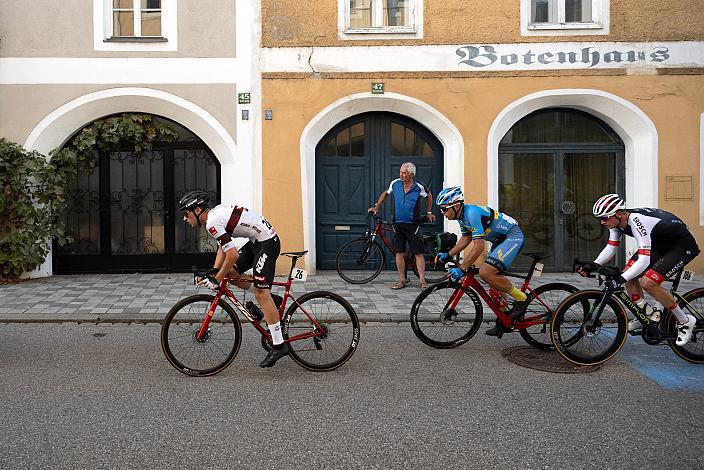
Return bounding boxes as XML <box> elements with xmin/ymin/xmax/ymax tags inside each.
<box><xmin>521</xmin><ymin>251</ymin><xmax>550</xmax><ymax>261</ymax></box>
<box><xmin>282</xmin><ymin>250</ymin><xmax>308</xmax><ymax>258</ymax></box>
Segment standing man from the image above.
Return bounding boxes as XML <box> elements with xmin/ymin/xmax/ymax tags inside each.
<box><xmin>368</xmin><ymin>162</ymin><xmax>436</xmax><ymax>289</ymax></box>
<box><xmin>178</xmin><ymin>190</ymin><xmax>289</xmax><ymax>368</ymax></box>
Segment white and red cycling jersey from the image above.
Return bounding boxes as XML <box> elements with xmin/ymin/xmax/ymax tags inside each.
<box><xmin>594</xmin><ymin>208</ymin><xmax>697</xmax><ymax>282</ymax></box>
<box><xmin>205</xmin><ymin>204</ymin><xmax>277</xmax><ymax>252</ymax></box>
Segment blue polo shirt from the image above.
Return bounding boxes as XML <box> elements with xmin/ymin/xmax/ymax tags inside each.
<box><xmin>386</xmin><ymin>179</ymin><xmax>429</xmax><ymax>224</ymax></box>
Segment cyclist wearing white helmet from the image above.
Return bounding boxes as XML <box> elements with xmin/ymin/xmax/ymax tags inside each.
<box><xmin>435</xmin><ymin>186</ymin><xmax>528</xmax><ymax>336</ymax></box>
<box><xmin>178</xmin><ymin>190</ymin><xmax>289</xmax><ymax>367</ymax></box>
<box><xmin>578</xmin><ymin>193</ymin><xmax>700</xmax><ymax>346</ymax></box>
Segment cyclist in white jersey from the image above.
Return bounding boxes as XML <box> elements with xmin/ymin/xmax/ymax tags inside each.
<box><xmin>178</xmin><ymin>190</ymin><xmax>288</xmax><ymax>367</ymax></box>
<box><xmin>578</xmin><ymin>194</ymin><xmax>700</xmax><ymax>346</ymax></box>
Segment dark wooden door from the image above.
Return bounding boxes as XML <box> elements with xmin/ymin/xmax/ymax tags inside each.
<box><xmin>315</xmin><ymin>112</ymin><xmax>444</xmax><ymax>270</ymax></box>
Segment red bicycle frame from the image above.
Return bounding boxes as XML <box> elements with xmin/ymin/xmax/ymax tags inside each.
<box><xmin>445</xmin><ymin>258</ymin><xmax>551</xmax><ymax>330</ymax></box>
<box><xmin>195</xmin><ymin>252</ymin><xmax>324</xmax><ymax>344</ymax></box>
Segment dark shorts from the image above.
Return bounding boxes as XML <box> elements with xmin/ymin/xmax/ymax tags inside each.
<box><xmin>624</xmin><ymin>237</ymin><xmax>700</xmax><ymax>284</ymax></box>
<box><xmin>234</xmin><ymin>236</ymin><xmax>281</xmax><ymax>289</ymax></box>
<box><xmin>393</xmin><ymin>223</ymin><xmax>425</xmax><ymax>255</ymax></box>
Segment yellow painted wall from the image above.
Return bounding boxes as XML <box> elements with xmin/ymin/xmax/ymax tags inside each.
<box><xmin>262</xmin><ymin>0</ymin><xmax>704</xmax><ymax>47</ymax></box>
<box><xmin>261</xmin><ymin>73</ymin><xmax>704</xmax><ymax>271</ymax></box>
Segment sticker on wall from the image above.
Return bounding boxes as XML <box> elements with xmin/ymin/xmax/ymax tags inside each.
<box><xmin>264</xmin><ymin>109</ymin><xmax>273</xmax><ymax>120</ymax></box>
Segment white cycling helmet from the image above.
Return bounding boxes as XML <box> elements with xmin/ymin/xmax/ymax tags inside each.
<box><xmin>436</xmin><ymin>186</ymin><xmax>464</xmax><ymax>206</ymax></box>
<box><xmin>593</xmin><ymin>193</ymin><xmax>625</xmax><ymax>217</ymax></box>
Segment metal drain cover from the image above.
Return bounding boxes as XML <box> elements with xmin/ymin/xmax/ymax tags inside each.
<box><xmin>502</xmin><ymin>346</ymin><xmax>602</xmax><ymax>374</ymax></box>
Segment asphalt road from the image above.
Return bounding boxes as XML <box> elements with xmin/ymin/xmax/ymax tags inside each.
<box><xmin>1</xmin><ymin>322</ymin><xmax>702</xmax><ymax>469</ymax></box>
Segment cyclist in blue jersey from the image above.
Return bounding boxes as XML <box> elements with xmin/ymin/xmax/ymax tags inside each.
<box><xmin>368</xmin><ymin>162</ymin><xmax>436</xmax><ymax>289</ymax></box>
<box><xmin>434</xmin><ymin>186</ymin><xmax>528</xmax><ymax>336</ymax></box>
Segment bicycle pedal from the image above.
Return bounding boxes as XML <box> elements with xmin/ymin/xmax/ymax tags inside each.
<box><xmin>628</xmin><ymin>330</ymin><xmax>642</xmax><ymax>336</ymax></box>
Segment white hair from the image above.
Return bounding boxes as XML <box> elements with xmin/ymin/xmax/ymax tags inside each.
<box><xmin>401</xmin><ymin>162</ymin><xmax>416</xmax><ymax>176</ymax></box>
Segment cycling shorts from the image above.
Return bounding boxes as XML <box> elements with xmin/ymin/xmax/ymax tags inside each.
<box><xmin>393</xmin><ymin>223</ymin><xmax>425</xmax><ymax>255</ymax></box>
<box><xmin>624</xmin><ymin>238</ymin><xmax>699</xmax><ymax>285</ymax></box>
<box><xmin>484</xmin><ymin>225</ymin><xmax>525</xmax><ymax>273</ymax></box>
<box><xmin>234</xmin><ymin>235</ymin><xmax>280</xmax><ymax>289</ymax></box>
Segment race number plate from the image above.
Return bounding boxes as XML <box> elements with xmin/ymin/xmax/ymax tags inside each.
<box><xmin>292</xmin><ymin>268</ymin><xmax>308</xmax><ymax>282</ymax></box>
<box><xmin>533</xmin><ymin>263</ymin><xmax>544</xmax><ymax>278</ymax></box>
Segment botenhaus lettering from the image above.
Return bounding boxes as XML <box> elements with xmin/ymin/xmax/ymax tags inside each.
<box><xmin>456</xmin><ymin>45</ymin><xmax>670</xmax><ymax>68</ymax></box>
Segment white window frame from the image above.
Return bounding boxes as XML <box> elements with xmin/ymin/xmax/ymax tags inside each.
<box><xmin>520</xmin><ymin>0</ymin><xmax>610</xmax><ymax>36</ymax></box>
<box><xmin>93</xmin><ymin>0</ymin><xmax>178</xmax><ymax>51</ymax></box>
<box><xmin>338</xmin><ymin>0</ymin><xmax>423</xmax><ymax>40</ymax></box>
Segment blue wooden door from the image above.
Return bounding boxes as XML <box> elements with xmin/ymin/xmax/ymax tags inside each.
<box><xmin>316</xmin><ymin>112</ymin><xmax>444</xmax><ymax>270</ymax></box>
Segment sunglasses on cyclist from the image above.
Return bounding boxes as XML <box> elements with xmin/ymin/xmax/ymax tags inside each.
<box><xmin>439</xmin><ymin>205</ymin><xmax>456</xmax><ymax>213</ymax></box>
<box><xmin>598</xmin><ymin>215</ymin><xmax>611</xmax><ymax>222</ymax></box>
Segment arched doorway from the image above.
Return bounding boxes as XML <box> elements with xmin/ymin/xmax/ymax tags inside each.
<box><xmin>315</xmin><ymin>112</ymin><xmax>444</xmax><ymax>270</ymax></box>
<box><xmin>53</xmin><ymin>115</ymin><xmax>220</xmax><ymax>273</ymax></box>
<box><xmin>498</xmin><ymin>108</ymin><xmax>625</xmax><ymax>271</ymax></box>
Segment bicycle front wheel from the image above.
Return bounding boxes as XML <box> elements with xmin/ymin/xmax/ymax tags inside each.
<box><xmin>669</xmin><ymin>287</ymin><xmax>704</xmax><ymax>364</ymax></box>
<box><xmin>282</xmin><ymin>291</ymin><xmax>360</xmax><ymax>371</ymax></box>
<box><xmin>336</xmin><ymin>238</ymin><xmax>385</xmax><ymax>284</ymax></box>
<box><xmin>550</xmin><ymin>289</ymin><xmax>627</xmax><ymax>366</ymax></box>
<box><xmin>160</xmin><ymin>294</ymin><xmax>242</xmax><ymax>377</ymax></box>
<box><xmin>518</xmin><ymin>282</ymin><xmax>579</xmax><ymax>350</ymax></box>
<box><xmin>410</xmin><ymin>281</ymin><xmax>483</xmax><ymax>348</ymax></box>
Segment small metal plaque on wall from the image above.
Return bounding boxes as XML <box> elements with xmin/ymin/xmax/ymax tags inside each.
<box><xmin>665</xmin><ymin>176</ymin><xmax>692</xmax><ymax>201</ymax></box>
<box><xmin>238</xmin><ymin>93</ymin><xmax>251</xmax><ymax>104</ymax></box>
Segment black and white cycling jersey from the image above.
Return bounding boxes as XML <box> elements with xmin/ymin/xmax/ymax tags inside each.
<box><xmin>594</xmin><ymin>208</ymin><xmax>698</xmax><ymax>282</ymax></box>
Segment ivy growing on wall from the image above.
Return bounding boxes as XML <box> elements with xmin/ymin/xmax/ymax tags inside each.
<box><xmin>0</xmin><ymin>114</ymin><xmax>178</xmax><ymax>281</ymax></box>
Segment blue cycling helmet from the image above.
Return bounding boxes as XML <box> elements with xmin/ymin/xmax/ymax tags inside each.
<box><xmin>436</xmin><ymin>186</ymin><xmax>464</xmax><ymax>206</ymax></box>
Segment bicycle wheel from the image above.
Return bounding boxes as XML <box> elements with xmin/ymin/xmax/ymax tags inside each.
<box><xmin>550</xmin><ymin>289</ymin><xmax>627</xmax><ymax>366</ymax></box>
<box><xmin>282</xmin><ymin>291</ymin><xmax>360</xmax><ymax>371</ymax></box>
<box><xmin>518</xmin><ymin>282</ymin><xmax>579</xmax><ymax>350</ymax></box>
<box><xmin>410</xmin><ymin>281</ymin><xmax>483</xmax><ymax>348</ymax></box>
<box><xmin>160</xmin><ymin>294</ymin><xmax>242</xmax><ymax>377</ymax></box>
<box><xmin>336</xmin><ymin>238</ymin><xmax>385</xmax><ymax>284</ymax></box>
<box><xmin>668</xmin><ymin>287</ymin><xmax>704</xmax><ymax>364</ymax></box>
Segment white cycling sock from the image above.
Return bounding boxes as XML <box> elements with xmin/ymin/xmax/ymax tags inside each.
<box><xmin>669</xmin><ymin>305</ymin><xmax>688</xmax><ymax>324</ymax></box>
<box><xmin>269</xmin><ymin>322</ymin><xmax>284</xmax><ymax>345</ymax></box>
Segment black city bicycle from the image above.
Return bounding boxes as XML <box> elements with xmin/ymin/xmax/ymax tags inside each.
<box><xmin>335</xmin><ymin>214</ymin><xmax>456</xmax><ymax>284</ymax></box>
<box><xmin>551</xmin><ymin>260</ymin><xmax>704</xmax><ymax>366</ymax></box>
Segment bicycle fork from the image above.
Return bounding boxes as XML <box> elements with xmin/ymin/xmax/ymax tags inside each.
<box><xmin>563</xmin><ymin>291</ymin><xmax>611</xmax><ymax>347</ymax></box>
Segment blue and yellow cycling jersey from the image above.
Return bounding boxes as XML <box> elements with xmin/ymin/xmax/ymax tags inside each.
<box><xmin>457</xmin><ymin>204</ymin><xmax>519</xmax><ymax>241</ymax></box>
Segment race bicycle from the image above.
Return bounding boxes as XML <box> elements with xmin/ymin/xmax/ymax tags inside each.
<box><xmin>410</xmin><ymin>253</ymin><xmax>578</xmax><ymax>350</ymax></box>
<box><xmin>551</xmin><ymin>260</ymin><xmax>704</xmax><ymax>366</ymax></box>
<box><xmin>335</xmin><ymin>214</ymin><xmax>457</xmax><ymax>284</ymax></box>
<box><xmin>160</xmin><ymin>251</ymin><xmax>360</xmax><ymax>376</ymax></box>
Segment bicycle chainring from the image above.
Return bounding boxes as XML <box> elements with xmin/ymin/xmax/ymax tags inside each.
<box><xmin>641</xmin><ymin>324</ymin><xmax>663</xmax><ymax>345</ymax></box>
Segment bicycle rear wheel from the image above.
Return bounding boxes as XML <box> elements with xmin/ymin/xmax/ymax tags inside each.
<box><xmin>160</xmin><ymin>294</ymin><xmax>242</xmax><ymax>377</ymax></box>
<box><xmin>550</xmin><ymin>289</ymin><xmax>627</xmax><ymax>366</ymax></box>
<box><xmin>336</xmin><ymin>238</ymin><xmax>385</xmax><ymax>284</ymax></box>
<box><xmin>410</xmin><ymin>281</ymin><xmax>483</xmax><ymax>348</ymax></box>
<box><xmin>282</xmin><ymin>291</ymin><xmax>360</xmax><ymax>371</ymax></box>
<box><xmin>517</xmin><ymin>282</ymin><xmax>578</xmax><ymax>350</ymax></box>
<box><xmin>669</xmin><ymin>287</ymin><xmax>704</xmax><ymax>364</ymax></box>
